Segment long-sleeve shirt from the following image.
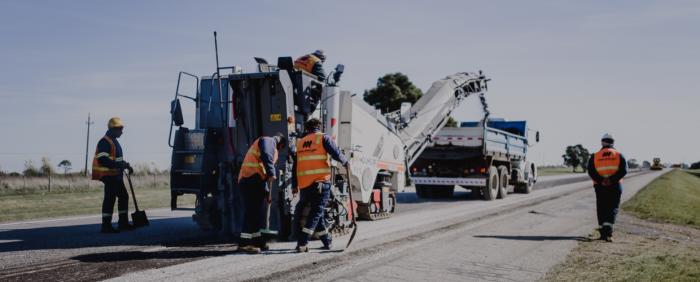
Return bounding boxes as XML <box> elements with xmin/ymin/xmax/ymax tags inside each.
<box><xmin>257</xmin><ymin>136</ymin><xmax>278</xmax><ymax>179</ymax></box>
<box><xmin>587</xmin><ymin>147</ymin><xmax>627</xmax><ymax>186</ymax></box>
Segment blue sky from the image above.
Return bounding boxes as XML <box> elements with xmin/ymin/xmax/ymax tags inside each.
<box><xmin>1</xmin><ymin>0</ymin><xmax>699</xmax><ymax>172</ymax></box>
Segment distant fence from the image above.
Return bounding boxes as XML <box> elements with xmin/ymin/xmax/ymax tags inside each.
<box><xmin>0</xmin><ymin>174</ymin><xmax>170</xmax><ymax>195</ymax></box>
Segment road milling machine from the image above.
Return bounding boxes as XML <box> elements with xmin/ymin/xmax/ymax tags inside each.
<box><xmin>167</xmin><ymin>34</ymin><xmax>489</xmax><ymax>240</ymax></box>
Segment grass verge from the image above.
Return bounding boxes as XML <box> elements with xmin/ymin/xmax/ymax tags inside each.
<box><xmin>545</xmin><ymin>169</ymin><xmax>700</xmax><ymax>281</ymax></box>
<box><xmin>622</xmin><ymin>169</ymin><xmax>700</xmax><ymax>228</ymax></box>
<box><xmin>0</xmin><ymin>185</ymin><xmax>195</xmax><ymax>223</ymax></box>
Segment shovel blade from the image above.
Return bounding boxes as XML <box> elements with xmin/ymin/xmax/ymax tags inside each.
<box><xmin>132</xmin><ymin>211</ymin><xmax>149</xmax><ymax>227</ymax></box>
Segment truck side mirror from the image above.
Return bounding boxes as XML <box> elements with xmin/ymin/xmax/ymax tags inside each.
<box><xmin>171</xmin><ymin>99</ymin><xmax>184</xmax><ymax>126</ymax></box>
<box><xmin>535</xmin><ymin>131</ymin><xmax>540</xmax><ymax>142</ymax></box>
<box><xmin>333</xmin><ymin>64</ymin><xmax>345</xmax><ymax>83</ymax></box>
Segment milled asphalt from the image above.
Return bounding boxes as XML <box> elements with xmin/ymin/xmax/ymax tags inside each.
<box><xmin>110</xmin><ymin>170</ymin><xmax>660</xmax><ymax>282</ymax></box>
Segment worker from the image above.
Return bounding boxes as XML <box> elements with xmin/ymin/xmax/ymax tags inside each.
<box><xmin>294</xmin><ymin>118</ymin><xmax>348</xmax><ymax>252</ymax></box>
<box><xmin>587</xmin><ymin>133</ymin><xmax>627</xmax><ymax>242</ymax></box>
<box><xmin>92</xmin><ymin>117</ymin><xmax>134</xmax><ymax>234</ymax></box>
<box><xmin>237</xmin><ymin>134</ymin><xmax>287</xmax><ymax>254</ymax></box>
<box><xmin>294</xmin><ymin>50</ymin><xmax>326</xmax><ymax>81</ymax></box>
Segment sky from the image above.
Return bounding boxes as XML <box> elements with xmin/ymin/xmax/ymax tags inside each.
<box><xmin>1</xmin><ymin>0</ymin><xmax>699</xmax><ymax>172</ymax></box>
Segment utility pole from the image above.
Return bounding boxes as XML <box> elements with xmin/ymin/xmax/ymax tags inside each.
<box><xmin>84</xmin><ymin>113</ymin><xmax>93</xmax><ymax>176</ymax></box>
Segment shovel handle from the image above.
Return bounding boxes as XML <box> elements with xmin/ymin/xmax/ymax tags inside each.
<box><xmin>126</xmin><ymin>172</ymin><xmax>140</xmax><ymax>211</ymax></box>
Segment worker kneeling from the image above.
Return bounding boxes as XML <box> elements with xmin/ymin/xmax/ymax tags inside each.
<box><xmin>237</xmin><ymin>134</ymin><xmax>287</xmax><ymax>254</ymax></box>
<box><xmin>294</xmin><ymin>118</ymin><xmax>348</xmax><ymax>252</ymax></box>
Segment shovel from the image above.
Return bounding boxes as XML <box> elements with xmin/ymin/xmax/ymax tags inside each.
<box><xmin>345</xmin><ymin>166</ymin><xmax>358</xmax><ymax>249</ymax></box>
<box><xmin>126</xmin><ymin>172</ymin><xmax>150</xmax><ymax>227</ymax></box>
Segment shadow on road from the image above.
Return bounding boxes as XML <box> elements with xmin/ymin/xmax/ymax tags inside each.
<box><xmin>0</xmin><ymin>217</ymin><xmax>215</xmax><ymax>253</ymax></box>
<box><xmin>473</xmin><ymin>235</ymin><xmax>588</xmax><ymax>241</ymax></box>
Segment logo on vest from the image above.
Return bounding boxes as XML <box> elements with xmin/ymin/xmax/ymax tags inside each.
<box><xmin>602</xmin><ymin>152</ymin><xmax>612</xmax><ymax>158</ymax></box>
<box><xmin>302</xmin><ymin>140</ymin><xmax>313</xmax><ymax>149</ymax></box>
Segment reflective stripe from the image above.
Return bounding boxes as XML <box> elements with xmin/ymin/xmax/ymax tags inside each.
<box><xmin>249</xmin><ymin>149</ymin><xmax>260</xmax><ymax>157</ymax></box>
<box><xmin>96</xmin><ymin>152</ymin><xmax>111</xmax><ymax>158</ymax></box>
<box><xmin>298</xmin><ymin>155</ymin><xmax>328</xmax><ymax>161</ymax></box>
<box><xmin>242</xmin><ymin>162</ymin><xmax>263</xmax><ymax>168</ymax></box>
<box><xmin>115</xmin><ymin>157</ymin><xmax>124</xmax><ymax>161</ymax></box>
<box><xmin>118</xmin><ymin>210</ymin><xmax>127</xmax><ymax>214</ymax></box>
<box><xmin>102</xmin><ymin>213</ymin><xmax>112</xmax><ymax>217</ymax></box>
<box><xmin>315</xmin><ymin>134</ymin><xmax>321</xmax><ymax>144</ymax></box>
<box><xmin>314</xmin><ymin>229</ymin><xmax>328</xmax><ymax>236</ymax></box>
<box><xmin>260</xmin><ymin>229</ymin><xmax>278</xmax><ymax>235</ymax></box>
<box><xmin>603</xmin><ymin>222</ymin><xmax>613</xmax><ymax>226</ymax></box>
<box><xmin>240</xmin><ymin>233</ymin><xmax>253</xmax><ymax>239</ymax></box>
<box><xmin>251</xmin><ymin>232</ymin><xmax>262</xmax><ymax>238</ymax></box>
<box><xmin>297</xmin><ymin>168</ymin><xmax>331</xmax><ymax>176</ymax></box>
<box><xmin>302</xmin><ymin>227</ymin><xmax>314</xmax><ymax>235</ymax></box>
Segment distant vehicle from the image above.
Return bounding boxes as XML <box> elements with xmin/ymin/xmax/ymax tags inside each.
<box><xmin>410</xmin><ymin>119</ymin><xmax>539</xmax><ymax>200</ymax></box>
<box><xmin>650</xmin><ymin>157</ymin><xmax>663</xmax><ymax>170</ymax></box>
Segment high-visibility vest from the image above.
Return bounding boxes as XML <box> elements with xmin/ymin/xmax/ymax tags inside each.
<box><xmin>296</xmin><ymin>132</ymin><xmax>331</xmax><ymax>189</ymax></box>
<box><xmin>294</xmin><ymin>54</ymin><xmax>321</xmax><ymax>74</ymax></box>
<box><xmin>91</xmin><ymin>136</ymin><xmax>122</xmax><ymax>180</ymax></box>
<box><xmin>593</xmin><ymin>147</ymin><xmax>623</xmax><ymax>184</ymax></box>
<box><xmin>238</xmin><ymin>137</ymin><xmax>278</xmax><ymax>182</ymax></box>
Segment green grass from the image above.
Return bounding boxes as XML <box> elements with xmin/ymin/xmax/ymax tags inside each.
<box><xmin>623</xmin><ymin>169</ymin><xmax>700</xmax><ymax>228</ymax></box>
<box><xmin>538</xmin><ymin>166</ymin><xmax>586</xmax><ymax>176</ymax></box>
<box><xmin>0</xmin><ymin>185</ymin><xmax>195</xmax><ymax>223</ymax></box>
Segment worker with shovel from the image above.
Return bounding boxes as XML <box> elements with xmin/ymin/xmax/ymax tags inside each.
<box><xmin>237</xmin><ymin>134</ymin><xmax>287</xmax><ymax>254</ymax></box>
<box><xmin>293</xmin><ymin>118</ymin><xmax>348</xmax><ymax>252</ymax></box>
<box><xmin>92</xmin><ymin>117</ymin><xmax>135</xmax><ymax>233</ymax></box>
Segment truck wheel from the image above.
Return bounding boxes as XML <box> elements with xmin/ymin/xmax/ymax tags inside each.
<box><xmin>515</xmin><ymin>178</ymin><xmax>533</xmax><ymax>194</ymax></box>
<box><xmin>482</xmin><ymin>166</ymin><xmax>499</xmax><ymax>201</ymax></box>
<box><xmin>497</xmin><ymin>166</ymin><xmax>509</xmax><ymax>199</ymax></box>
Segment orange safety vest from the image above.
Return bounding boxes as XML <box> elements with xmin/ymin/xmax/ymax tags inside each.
<box><xmin>238</xmin><ymin>137</ymin><xmax>279</xmax><ymax>182</ymax></box>
<box><xmin>296</xmin><ymin>132</ymin><xmax>331</xmax><ymax>189</ymax></box>
<box><xmin>91</xmin><ymin>136</ymin><xmax>121</xmax><ymax>180</ymax></box>
<box><xmin>593</xmin><ymin>147</ymin><xmax>623</xmax><ymax>184</ymax></box>
<box><xmin>294</xmin><ymin>54</ymin><xmax>321</xmax><ymax>74</ymax></box>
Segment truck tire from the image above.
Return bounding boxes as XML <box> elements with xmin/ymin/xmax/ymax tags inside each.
<box><xmin>482</xmin><ymin>166</ymin><xmax>499</xmax><ymax>201</ymax></box>
<box><xmin>497</xmin><ymin>166</ymin><xmax>509</xmax><ymax>199</ymax></box>
<box><xmin>515</xmin><ymin>178</ymin><xmax>533</xmax><ymax>194</ymax></box>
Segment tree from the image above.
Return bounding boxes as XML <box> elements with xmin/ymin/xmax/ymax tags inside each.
<box><xmin>562</xmin><ymin>144</ymin><xmax>590</xmax><ymax>172</ymax></box>
<box><xmin>691</xmin><ymin>161</ymin><xmax>700</xmax><ymax>170</ymax></box>
<box><xmin>627</xmin><ymin>159</ymin><xmax>639</xmax><ymax>169</ymax></box>
<box><xmin>40</xmin><ymin>157</ymin><xmax>54</xmax><ymax>176</ymax></box>
<box><xmin>363</xmin><ymin>72</ymin><xmax>423</xmax><ymax>113</ymax></box>
<box><xmin>445</xmin><ymin>117</ymin><xmax>458</xmax><ymax>127</ymax></box>
<box><xmin>58</xmin><ymin>160</ymin><xmax>72</xmax><ymax>174</ymax></box>
<box><xmin>23</xmin><ymin>160</ymin><xmax>42</xmax><ymax>176</ymax></box>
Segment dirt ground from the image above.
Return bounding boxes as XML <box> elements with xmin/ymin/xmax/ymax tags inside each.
<box><xmin>544</xmin><ymin>213</ymin><xmax>700</xmax><ymax>282</ymax></box>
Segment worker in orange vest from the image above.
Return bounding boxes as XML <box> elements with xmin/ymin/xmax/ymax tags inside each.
<box><xmin>294</xmin><ymin>50</ymin><xmax>326</xmax><ymax>80</ymax></box>
<box><xmin>237</xmin><ymin>134</ymin><xmax>287</xmax><ymax>254</ymax></box>
<box><xmin>587</xmin><ymin>133</ymin><xmax>627</xmax><ymax>242</ymax></box>
<box><xmin>92</xmin><ymin>117</ymin><xmax>134</xmax><ymax>233</ymax></box>
<box><xmin>293</xmin><ymin>118</ymin><xmax>348</xmax><ymax>252</ymax></box>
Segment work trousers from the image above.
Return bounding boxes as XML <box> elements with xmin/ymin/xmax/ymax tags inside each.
<box><xmin>101</xmin><ymin>178</ymin><xmax>129</xmax><ymax>224</ymax></box>
<box><xmin>594</xmin><ymin>183</ymin><xmax>623</xmax><ymax>237</ymax></box>
<box><xmin>239</xmin><ymin>178</ymin><xmax>268</xmax><ymax>247</ymax></box>
<box><xmin>295</xmin><ymin>182</ymin><xmax>332</xmax><ymax>246</ymax></box>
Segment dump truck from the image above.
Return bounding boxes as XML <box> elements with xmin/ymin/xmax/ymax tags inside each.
<box><xmin>167</xmin><ymin>33</ymin><xmax>489</xmax><ymax>239</ymax></box>
<box><xmin>650</xmin><ymin>157</ymin><xmax>663</xmax><ymax>170</ymax></box>
<box><xmin>410</xmin><ymin>119</ymin><xmax>539</xmax><ymax>200</ymax></box>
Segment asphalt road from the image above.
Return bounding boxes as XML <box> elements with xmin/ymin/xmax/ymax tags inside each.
<box><xmin>0</xmin><ymin>171</ymin><xmax>657</xmax><ymax>281</ymax></box>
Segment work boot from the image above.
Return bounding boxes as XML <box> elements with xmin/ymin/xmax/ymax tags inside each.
<box><xmin>258</xmin><ymin>243</ymin><xmax>270</xmax><ymax>252</ymax></box>
<box><xmin>238</xmin><ymin>245</ymin><xmax>261</xmax><ymax>254</ymax></box>
<box><xmin>118</xmin><ymin>214</ymin><xmax>134</xmax><ymax>231</ymax></box>
<box><xmin>605</xmin><ymin>235</ymin><xmax>614</xmax><ymax>243</ymax></box>
<box><xmin>295</xmin><ymin>245</ymin><xmax>309</xmax><ymax>253</ymax></box>
<box><xmin>321</xmin><ymin>237</ymin><xmax>333</xmax><ymax>250</ymax></box>
<box><xmin>101</xmin><ymin>223</ymin><xmax>119</xmax><ymax>234</ymax></box>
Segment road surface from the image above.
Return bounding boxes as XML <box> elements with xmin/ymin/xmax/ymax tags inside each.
<box><xmin>0</xmin><ymin>171</ymin><xmax>659</xmax><ymax>281</ymax></box>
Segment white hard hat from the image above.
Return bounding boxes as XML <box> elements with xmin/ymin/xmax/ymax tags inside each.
<box><xmin>601</xmin><ymin>133</ymin><xmax>614</xmax><ymax>141</ymax></box>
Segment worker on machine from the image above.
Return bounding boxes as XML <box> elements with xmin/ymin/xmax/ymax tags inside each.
<box><xmin>587</xmin><ymin>133</ymin><xmax>627</xmax><ymax>242</ymax></box>
<box><xmin>237</xmin><ymin>134</ymin><xmax>287</xmax><ymax>254</ymax></box>
<box><xmin>294</xmin><ymin>50</ymin><xmax>326</xmax><ymax>81</ymax></box>
<box><xmin>92</xmin><ymin>117</ymin><xmax>134</xmax><ymax>234</ymax></box>
<box><xmin>294</xmin><ymin>118</ymin><xmax>348</xmax><ymax>252</ymax></box>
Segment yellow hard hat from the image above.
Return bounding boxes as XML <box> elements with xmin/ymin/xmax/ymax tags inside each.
<box><xmin>108</xmin><ymin>117</ymin><xmax>124</xmax><ymax>128</ymax></box>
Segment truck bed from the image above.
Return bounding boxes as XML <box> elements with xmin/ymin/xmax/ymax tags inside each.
<box><xmin>430</xmin><ymin>124</ymin><xmax>528</xmax><ymax>160</ymax></box>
